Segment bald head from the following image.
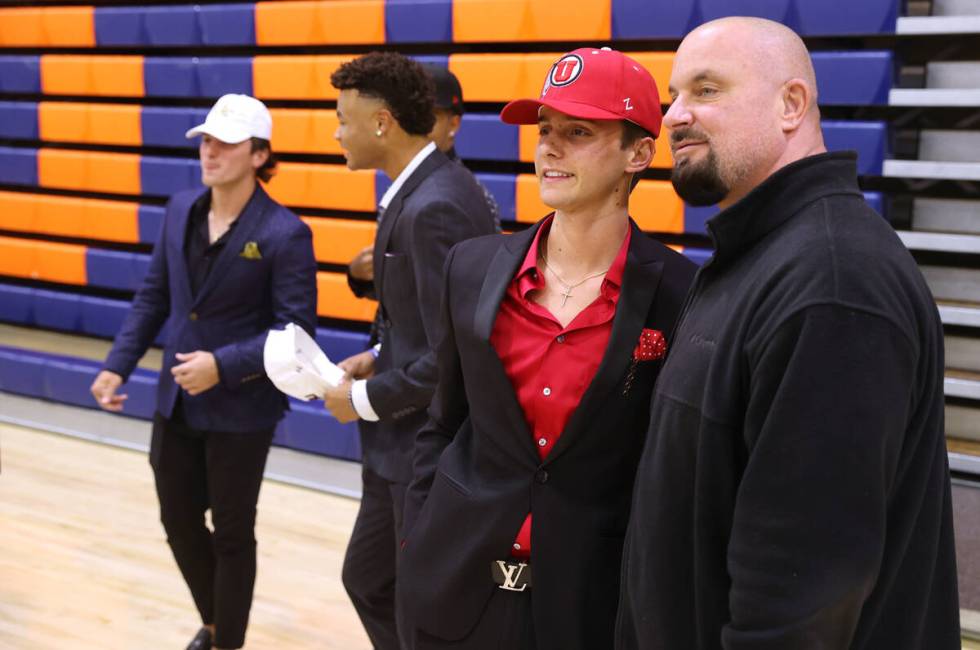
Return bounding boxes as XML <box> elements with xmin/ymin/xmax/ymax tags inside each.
<box><xmin>685</xmin><ymin>17</ymin><xmax>819</xmax><ymax>115</ymax></box>
<box><xmin>664</xmin><ymin>17</ymin><xmax>826</xmax><ymax>208</ymax></box>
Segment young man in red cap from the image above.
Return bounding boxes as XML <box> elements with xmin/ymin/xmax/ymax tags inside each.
<box><xmin>397</xmin><ymin>48</ymin><xmax>697</xmax><ymax>650</ymax></box>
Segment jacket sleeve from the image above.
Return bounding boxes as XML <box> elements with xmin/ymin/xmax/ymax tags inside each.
<box><xmin>722</xmin><ymin>303</ymin><xmax>916</xmax><ymax>650</ymax></box>
<box><xmin>212</xmin><ymin>220</ymin><xmax>318</xmax><ymax>388</ymax></box>
<box><xmin>402</xmin><ymin>245</ymin><xmax>469</xmax><ymax>537</ymax></box>
<box><xmin>364</xmin><ymin>199</ymin><xmax>485</xmax><ymax>420</ymax></box>
<box><xmin>102</xmin><ymin>216</ymin><xmax>171</xmax><ymax>381</ymax></box>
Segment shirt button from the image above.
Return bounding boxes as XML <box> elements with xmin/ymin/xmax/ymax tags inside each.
<box><xmin>556</xmin><ymin>335</ymin><xmax>566</xmax><ymax>343</ymax></box>
<box><xmin>542</xmin><ymin>387</ymin><xmax>552</xmax><ymax>396</ymax></box>
<box><xmin>513</xmin><ymin>543</ymin><xmax>522</xmax><ymax>551</ymax></box>
<box><xmin>538</xmin><ymin>437</ymin><xmax>547</xmax><ymax>447</ymax></box>
<box><xmin>535</xmin><ymin>469</ymin><xmax>549</xmax><ymax>484</ymax></box>
<box><xmin>189</xmin><ymin>312</ymin><xmax>198</xmax><ymax>321</ymax></box>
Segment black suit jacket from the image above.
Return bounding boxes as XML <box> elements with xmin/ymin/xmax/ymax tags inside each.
<box><xmin>399</xmin><ymin>219</ymin><xmax>697</xmax><ymax>648</ymax></box>
<box><xmin>360</xmin><ymin>148</ymin><xmax>496</xmax><ymax>484</ymax></box>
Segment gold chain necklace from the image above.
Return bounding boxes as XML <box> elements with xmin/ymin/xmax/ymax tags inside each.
<box><xmin>540</xmin><ymin>253</ymin><xmax>610</xmax><ymax>308</ymax></box>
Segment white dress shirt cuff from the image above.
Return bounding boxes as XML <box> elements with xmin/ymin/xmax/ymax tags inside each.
<box><xmin>351</xmin><ymin>379</ymin><xmax>380</xmax><ymax>422</ymax></box>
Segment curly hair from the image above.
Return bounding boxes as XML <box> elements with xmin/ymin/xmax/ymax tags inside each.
<box><xmin>330</xmin><ymin>52</ymin><xmax>436</xmax><ymax>136</ymax></box>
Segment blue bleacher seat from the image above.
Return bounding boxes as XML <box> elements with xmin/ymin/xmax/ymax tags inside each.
<box><xmin>611</xmin><ymin>0</ymin><xmax>700</xmax><ymax>39</ymax></box>
<box><xmin>94</xmin><ymin>7</ymin><xmax>146</xmax><ymax>46</ymax></box>
<box><xmin>475</xmin><ymin>173</ymin><xmax>516</xmax><ymax>221</ymax></box>
<box><xmin>812</xmin><ymin>51</ymin><xmax>894</xmax><ymax>106</ymax></box>
<box><xmin>0</xmin><ymin>348</ymin><xmax>46</xmax><ymax>398</ymax></box>
<box><xmin>0</xmin><ymin>284</ymin><xmax>34</xmax><ymax>324</ymax></box>
<box><xmin>86</xmin><ymin>249</ymin><xmax>143</xmax><ymax>291</ymax></box>
<box><xmin>822</xmin><ymin>120</ymin><xmax>889</xmax><ymax>175</ymax></box>
<box><xmin>140</xmin><ymin>156</ymin><xmax>202</xmax><ymax>196</ymax></box>
<box><xmin>796</xmin><ymin>0</ymin><xmax>898</xmax><ymax>35</ymax></box>
<box><xmin>682</xmin><ymin>248</ymin><xmax>713</xmax><ymax>266</ymax></box>
<box><xmin>315</xmin><ymin>328</ymin><xmax>371</xmax><ymax>363</ymax></box>
<box><xmin>118</xmin><ymin>368</ymin><xmax>158</xmax><ymax>419</ymax></box>
<box><xmin>0</xmin><ymin>57</ymin><xmax>41</xmax><ymax>94</ymax></box>
<box><xmin>137</xmin><ymin>205</ymin><xmax>167</xmax><ymax>244</ymax></box>
<box><xmin>196</xmin><ymin>58</ymin><xmax>253</xmax><ymax>97</ymax></box>
<box><xmin>0</xmin><ymin>147</ymin><xmax>38</xmax><ymax>186</ymax></box>
<box><xmin>144</xmin><ymin>57</ymin><xmax>200</xmax><ymax>97</ymax></box>
<box><xmin>33</xmin><ymin>289</ymin><xmax>82</xmax><ymax>332</ymax></box>
<box><xmin>699</xmin><ymin>0</ymin><xmax>794</xmax><ymax>25</ymax></box>
<box><xmin>199</xmin><ymin>3</ymin><xmax>255</xmax><ymax>46</ymax></box>
<box><xmin>386</xmin><ymin>0</ymin><xmax>452</xmax><ymax>43</ymax></box>
<box><xmin>80</xmin><ymin>295</ymin><xmax>129</xmax><ymax>338</ymax></box>
<box><xmin>456</xmin><ymin>115</ymin><xmax>519</xmax><ymax>162</ymax></box>
<box><xmin>144</xmin><ymin>5</ymin><xmax>202</xmax><ymax>47</ymax></box>
<box><xmin>142</xmin><ymin>107</ymin><xmax>207</xmax><ymax>149</ymax></box>
<box><xmin>278</xmin><ymin>400</ymin><xmax>361</xmax><ymax>461</ymax></box>
<box><xmin>0</xmin><ymin>102</ymin><xmax>39</xmax><ymax>141</ymax></box>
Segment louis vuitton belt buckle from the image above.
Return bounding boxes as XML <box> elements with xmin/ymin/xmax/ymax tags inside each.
<box><xmin>491</xmin><ymin>559</ymin><xmax>532</xmax><ymax>591</ymax></box>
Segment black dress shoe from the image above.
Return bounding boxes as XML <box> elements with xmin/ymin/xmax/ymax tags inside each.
<box><xmin>185</xmin><ymin>627</ymin><xmax>212</xmax><ymax>650</ymax></box>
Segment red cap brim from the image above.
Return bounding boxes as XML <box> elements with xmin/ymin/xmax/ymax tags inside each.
<box><xmin>500</xmin><ymin>98</ymin><xmax>627</xmax><ymax>125</ymax></box>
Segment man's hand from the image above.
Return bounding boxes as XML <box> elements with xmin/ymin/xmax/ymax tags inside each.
<box><xmin>172</xmin><ymin>351</ymin><xmax>220</xmax><ymax>396</ymax></box>
<box><xmin>339</xmin><ymin>350</ymin><xmax>376</xmax><ymax>381</ymax></box>
<box><xmin>323</xmin><ymin>380</ymin><xmax>358</xmax><ymax>423</ymax></box>
<box><xmin>349</xmin><ymin>246</ymin><xmax>374</xmax><ymax>281</ymax></box>
<box><xmin>90</xmin><ymin>370</ymin><xmax>127</xmax><ymax>412</ymax></box>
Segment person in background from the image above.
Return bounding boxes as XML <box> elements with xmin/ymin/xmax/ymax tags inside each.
<box><xmin>322</xmin><ymin>52</ymin><xmax>496</xmax><ymax>650</ymax></box>
<box><xmin>90</xmin><ymin>94</ymin><xmax>318</xmax><ymax>650</ymax></box>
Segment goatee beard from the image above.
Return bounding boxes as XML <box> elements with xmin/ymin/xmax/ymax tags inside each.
<box><xmin>670</xmin><ymin>148</ymin><xmax>729</xmax><ymax>207</ymax></box>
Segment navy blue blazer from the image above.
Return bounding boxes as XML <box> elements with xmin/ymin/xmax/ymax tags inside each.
<box><xmin>103</xmin><ymin>185</ymin><xmax>318</xmax><ymax>433</ymax></box>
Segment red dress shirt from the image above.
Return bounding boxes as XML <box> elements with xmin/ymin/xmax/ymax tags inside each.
<box><xmin>490</xmin><ymin>215</ymin><xmax>630</xmax><ymax>558</ymax></box>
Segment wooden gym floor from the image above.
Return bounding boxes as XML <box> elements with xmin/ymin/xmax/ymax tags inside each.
<box><xmin>0</xmin><ymin>422</ymin><xmax>370</xmax><ymax>649</ymax></box>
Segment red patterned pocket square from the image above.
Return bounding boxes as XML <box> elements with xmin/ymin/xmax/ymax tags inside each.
<box><xmin>633</xmin><ymin>328</ymin><xmax>667</xmax><ymax>361</ymax></box>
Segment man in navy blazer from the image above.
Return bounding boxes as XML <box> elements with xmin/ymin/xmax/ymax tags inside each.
<box><xmin>90</xmin><ymin>94</ymin><xmax>317</xmax><ymax>650</ymax></box>
<box><xmin>322</xmin><ymin>53</ymin><xmax>496</xmax><ymax>650</ymax></box>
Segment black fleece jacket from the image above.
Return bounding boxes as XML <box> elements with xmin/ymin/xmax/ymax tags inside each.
<box><xmin>617</xmin><ymin>152</ymin><xmax>959</xmax><ymax>650</ymax></box>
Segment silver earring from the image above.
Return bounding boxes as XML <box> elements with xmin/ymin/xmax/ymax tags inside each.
<box><xmin>375</xmin><ymin>129</ymin><xmax>383</xmax><ymax>137</ymax></box>
<box><xmin>448</xmin><ymin>130</ymin><xmax>456</xmax><ymax>137</ymax></box>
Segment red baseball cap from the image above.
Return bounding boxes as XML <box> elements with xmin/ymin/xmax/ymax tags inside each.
<box><xmin>500</xmin><ymin>47</ymin><xmax>662</xmax><ymax>137</ymax></box>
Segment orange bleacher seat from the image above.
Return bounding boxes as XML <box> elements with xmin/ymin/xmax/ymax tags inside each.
<box><xmin>317</xmin><ymin>271</ymin><xmax>377</xmax><ymax>322</ymax></box>
<box><xmin>0</xmin><ymin>191</ymin><xmax>39</xmax><ymax>233</ymax></box>
<box><xmin>526</xmin><ymin>0</ymin><xmax>610</xmax><ymax>41</ymax></box>
<box><xmin>38</xmin><ymin>149</ymin><xmax>141</xmax><ymax>195</ymax></box>
<box><xmin>41</xmin><ymin>55</ymin><xmax>144</xmax><ymax>97</ymax></box>
<box><xmin>629</xmin><ymin>181</ymin><xmax>685</xmax><ymax>234</ymax></box>
<box><xmin>40</xmin><ymin>6</ymin><xmax>95</xmax><ymax>47</ymax></box>
<box><xmin>453</xmin><ymin>0</ymin><xmax>532</xmax><ymax>42</ymax></box>
<box><xmin>0</xmin><ymin>236</ymin><xmax>86</xmax><ymax>285</ymax></box>
<box><xmin>449</xmin><ymin>54</ymin><xmax>556</xmax><ymax>103</ymax></box>
<box><xmin>516</xmin><ymin>174</ymin><xmax>683</xmax><ymax>233</ymax></box>
<box><xmin>268</xmin><ymin>162</ymin><xmax>374</xmax><ymax>211</ymax></box>
<box><xmin>253</xmin><ymin>55</ymin><xmax>352</xmax><ymax>100</ymax></box>
<box><xmin>39</xmin><ymin>102</ymin><xmax>141</xmax><ymax>147</ymax></box>
<box><xmin>269</xmin><ymin>108</ymin><xmax>340</xmax><ymax>155</ymax></box>
<box><xmin>0</xmin><ymin>6</ymin><xmax>92</xmax><ymax>46</ymax></box>
<box><xmin>303</xmin><ymin>216</ymin><xmax>376</xmax><ymax>265</ymax></box>
<box><xmin>255</xmin><ymin>0</ymin><xmax>385</xmax><ymax>46</ymax></box>
<box><xmin>14</xmin><ymin>193</ymin><xmax>139</xmax><ymax>243</ymax></box>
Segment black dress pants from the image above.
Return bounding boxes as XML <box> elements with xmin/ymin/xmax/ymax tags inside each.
<box><xmin>342</xmin><ymin>465</ymin><xmax>408</xmax><ymax>650</ymax></box>
<box><xmin>150</xmin><ymin>412</ymin><xmax>273</xmax><ymax>649</ymax></box>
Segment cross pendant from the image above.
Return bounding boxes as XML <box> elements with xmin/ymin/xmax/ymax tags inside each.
<box><xmin>559</xmin><ymin>287</ymin><xmax>573</xmax><ymax>307</ymax></box>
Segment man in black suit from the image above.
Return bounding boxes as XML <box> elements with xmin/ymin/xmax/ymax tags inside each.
<box><xmin>90</xmin><ymin>94</ymin><xmax>318</xmax><ymax>650</ymax></box>
<box><xmin>397</xmin><ymin>48</ymin><xmax>697</xmax><ymax>650</ymax></box>
<box><xmin>321</xmin><ymin>52</ymin><xmax>496</xmax><ymax>650</ymax></box>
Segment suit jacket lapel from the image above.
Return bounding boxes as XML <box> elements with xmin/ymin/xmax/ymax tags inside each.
<box><xmin>192</xmin><ymin>185</ymin><xmax>271</xmax><ymax>309</ymax></box>
<box><xmin>169</xmin><ymin>189</ymin><xmax>199</xmax><ymax>309</ymax></box>
<box><xmin>372</xmin><ymin>149</ymin><xmax>450</xmax><ymax>310</ymax></box>
<box><xmin>473</xmin><ymin>223</ymin><xmax>543</xmax><ymax>460</ymax></box>
<box><xmin>543</xmin><ymin>223</ymin><xmax>665</xmax><ymax>465</ymax></box>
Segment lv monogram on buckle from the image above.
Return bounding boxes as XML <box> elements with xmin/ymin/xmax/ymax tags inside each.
<box><xmin>492</xmin><ymin>560</ymin><xmax>532</xmax><ymax>591</ymax></box>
